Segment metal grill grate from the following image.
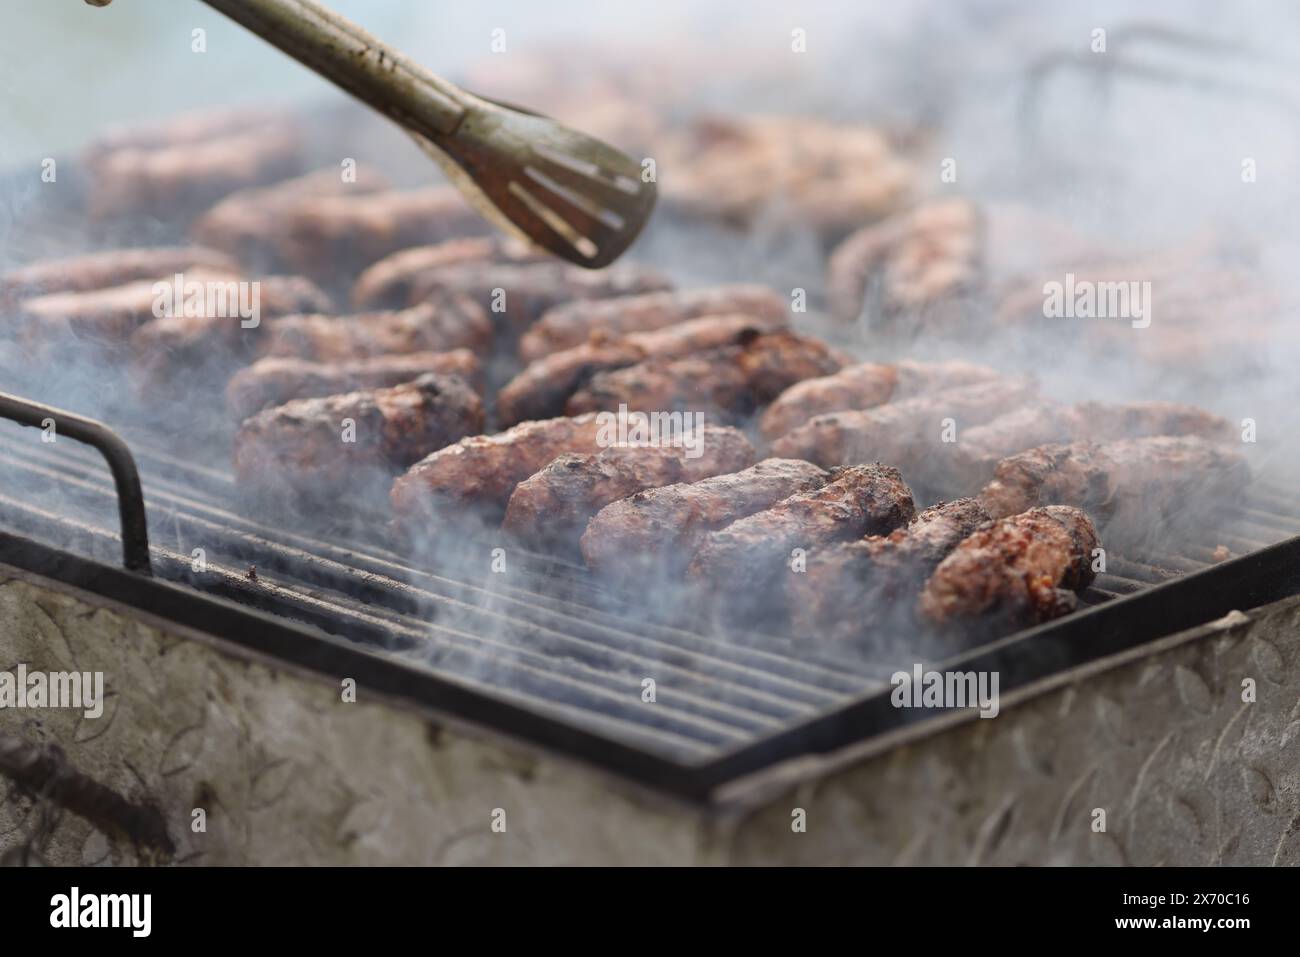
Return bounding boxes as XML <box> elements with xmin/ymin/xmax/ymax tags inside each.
<box><xmin>1</xmin><ymin>414</ymin><xmax>1296</xmax><ymax>773</ymax></box>
<box><xmin>0</xmin><ymin>420</ymin><xmax>884</xmax><ymax>761</ymax></box>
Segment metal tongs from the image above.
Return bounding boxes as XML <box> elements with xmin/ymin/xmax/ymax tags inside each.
<box><xmin>87</xmin><ymin>0</ymin><xmax>657</xmax><ymax>268</ymax></box>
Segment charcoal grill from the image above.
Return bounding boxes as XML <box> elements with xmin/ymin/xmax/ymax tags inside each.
<box><xmin>2</xmin><ymin>388</ymin><xmax>1298</xmax><ymax>806</ymax></box>
<box><xmin>2</xmin><ymin>96</ymin><xmax>1299</xmax><ymax>864</ymax></box>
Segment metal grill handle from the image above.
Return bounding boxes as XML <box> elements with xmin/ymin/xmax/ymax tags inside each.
<box><xmin>0</xmin><ymin>392</ymin><xmax>152</xmax><ymax>575</ymax></box>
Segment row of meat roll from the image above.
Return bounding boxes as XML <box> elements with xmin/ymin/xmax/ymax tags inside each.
<box><xmin>391</xmin><ymin>419</ymin><xmax>1106</xmax><ymax>636</ymax></box>
<box><xmin>381</xmin><ymin>358</ymin><xmax>1244</xmax><ymax>638</ymax></box>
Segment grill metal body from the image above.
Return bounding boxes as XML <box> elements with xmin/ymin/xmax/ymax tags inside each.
<box><xmin>2</xmin><ymin>546</ymin><xmax>1297</xmax><ymax>865</ymax></box>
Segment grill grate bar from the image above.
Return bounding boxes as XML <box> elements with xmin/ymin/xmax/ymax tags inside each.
<box><xmin>1180</xmin><ymin>544</ymin><xmax>1234</xmax><ymax>564</ymax></box>
<box><xmin>1159</xmin><ymin>553</ymin><xmax>1212</xmax><ymax>572</ymax></box>
<box><xmin>1234</xmin><ymin>507</ymin><xmax>1300</xmax><ymax>536</ymax></box>
<box><xmin>0</xmin><ymin>492</ymin><xmax>788</xmax><ymax>754</ymax></box>
<box><xmin>1093</xmin><ymin>573</ymin><xmax>1145</xmax><ymax>594</ymax></box>
<box><xmin>1106</xmin><ymin>555</ymin><xmax>1181</xmax><ymax>582</ymax></box>
<box><xmin>1217</xmin><ymin>528</ymin><xmax>1287</xmax><ymax>551</ymax></box>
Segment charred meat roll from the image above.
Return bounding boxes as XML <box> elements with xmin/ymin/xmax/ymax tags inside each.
<box><xmin>225</xmin><ymin>350</ymin><xmax>483</xmax><ymax>420</ymax></box>
<box><xmin>390</xmin><ymin>413</ymin><xmax>607</xmax><ymax>520</ymax></box>
<box><xmin>565</xmin><ymin>331</ymin><xmax>847</xmax><ymax>425</ymax></box>
<box><xmin>978</xmin><ymin>436</ymin><xmax>1249</xmax><ymax>547</ymax></box>
<box><xmin>770</xmin><ymin>380</ymin><xmax>1037</xmax><ymax>488</ymax></box>
<box><xmin>979</xmin><ymin>441</ymin><xmax>1113</xmax><ymax>521</ymax></box>
<box><xmin>687</xmin><ymin>464</ymin><xmax>916</xmax><ymax>597</ymax></box>
<box><xmin>759</xmin><ymin>358</ymin><xmax>1005</xmax><ymax>439</ymax></box>
<box><xmin>350</xmin><ymin>237</ymin><xmax>546</xmax><ymax>310</ymax></box>
<box><xmin>497</xmin><ymin>314</ymin><xmax>786</xmax><ymax>426</ymax></box>
<box><xmin>502</xmin><ymin>426</ymin><xmax>757</xmax><ymax>554</ymax></box>
<box><xmin>1</xmin><ymin>245</ymin><xmax>237</xmax><ymax>309</ymax></box>
<box><xmin>827</xmin><ymin>198</ymin><xmax>982</xmax><ymax>325</ymax></box>
<box><xmin>786</xmin><ymin>497</ymin><xmax>992</xmax><ymax>639</ymax></box>
<box><xmin>233</xmin><ymin>373</ymin><xmax>484</xmax><ymax>495</ymax></box>
<box><xmin>259</xmin><ymin>293</ymin><xmax>492</xmax><ymax>362</ymax></box>
<box><xmin>580</xmin><ymin>458</ymin><xmax>830</xmax><ymax>580</ymax></box>
<box><xmin>952</xmin><ymin>400</ymin><xmax>1235</xmax><ymax>491</ymax></box>
<box><xmin>917</xmin><ymin>505</ymin><xmax>1100</xmax><ymax>628</ymax></box>
<box><xmin>408</xmin><ymin>261</ymin><xmax>672</xmax><ymax>337</ymax></box>
<box><xmin>519</xmin><ymin>284</ymin><xmax>788</xmax><ymax>362</ymax></box>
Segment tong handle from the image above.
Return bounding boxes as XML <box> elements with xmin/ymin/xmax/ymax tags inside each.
<box><xmin>199</xmin><ymin>0</ymin><xmax>467</xmax><ymax>138</ymax></box>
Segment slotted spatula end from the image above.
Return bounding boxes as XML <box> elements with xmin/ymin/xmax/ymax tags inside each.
<box><xmin>417</xmin><ymin>96</ymin><xmax>658</xmax><ymax>269</ymax></box>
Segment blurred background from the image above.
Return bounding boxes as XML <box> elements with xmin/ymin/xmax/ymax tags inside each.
<box><xmin>6</xmin><ymin>1</ymin><xmax>1300</xmax><ymax>232</ymax></box>
<box><xmin>5</xmin><ymin>0</ymin><xmax>1300</xmax><ymax>432</ymax></box>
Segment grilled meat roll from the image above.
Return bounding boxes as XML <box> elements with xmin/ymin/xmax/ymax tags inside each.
<box><xmin>225</xmin><ymin>350</ymin><xmax>483</xmax><ymax>420</ymax></box>
<box><xmin>759</xmin><ymin>358</ymin><xmax>1005</xmax><ymax>439</ymax></box>
<box><xmin>660</xmin><ymin>115</ymin><xmax>912</xmax><ymax>236</ymax></box>
<box><xmin>917</xmin><ymin>505</ymin><xmax>1100</xmax><ymax>628</ymax></box>
<box><xmin>1068</xmin><ymin>400</ymin><xmax>1235</xmax><ymax>443</ymax></box>
<box><xmin>84</xmin><ymin>107</ymin><xmax>288</xmax><ymax>158</ymax></box>
<box><xmin>519</xmin><ymin>284</ymin><xmax>788</xmax><ymax>362</ymax></box>
<box><xmin>259</xmin><ymin>294</ymin><xmax>492</xmax><ymax>362</ymax></box>
<box><xmin>29</xmin><ymin>271</ymin><xmax>329</xmax><ymax>351</ymax></box>
<box><xmin>770</xmin><ymin>380</ymin><xmax>1037</xmax><ymax>489</ymax></box>
<box><xmin>786</xmin><ymin>497</ymin><xmax>992</xmax><ymax>639</ymax></box>
<box><xmin>262</xmin><ymin>187</ymin><xmax>491</xmax><ymax>280</ymax></box>
<box><xmin>950</xmin><ymin>403</ymin><xmax>1072</xmax><ymax>485</ymax></box>
<box><xmin>234</xmin><ymin>373</ymin><xmax>484</xmax><ymax>495</ymax></box>
<box><xmin>1</xmin><ymin>246</ymin><xmax>237</xmax><ymax>309</ymax></box>
<box><xmin>951</xmin><ymin>400</ymin><xmax>1235</xmax><ymax>492</ymax></box>
<box><xmin>687</xmin><ymin>464</ymin><xmax>916</xmax><ymax>597</ymax></box>
<box><xmin>497</xmin><ymin>314</ymin><xmax>787</xmax><ymax>426</ymax></box>
<box><xmin>978</xmin><ymin>436</ymin><xmax>1249</xmax><ymax>547</ymax></box>
<box><xmin>827</xmin><ymin>198</ymin><xmax>982</xmax><ymax>325</ymax></box>
<box><xmin>278</xmin><ymin>186</ymin><xmax>491</xmax><ymax>279</ymax></box>
<box><xmin>408</xmin><ymin>261</ymin><xmax>672</xmax><ymax>337</ymax></box>
<box><xmin>580</xmin><ymin>458</ymin><xmax>830</xmax><ymax>580</ymax></box>
<box><xmin>19</xmin><ymin>267</ymin><xmax>233</xmax><ymax>343</ymax></box>
<box><xmin>191</xmin><ymin>165</ymin><xmax>391</xmax><ymax>270</ymax></box>
<box><xmin>350</xmin><ymin>237</ymin><xmax>546</xmax><ymax>309</ymax></box>
<box><xmin>391</xmin><ymin>413</ymin><xmax>607</xmax><ymax>520</ymax></box>
<box><xmin>980</xmin><ymin>441</ymin><xmax>1113</xmax><ymax>521</ymax></box>
<box><xmin>565</xmin><ymin>331</ymin><xmax>847</xmax><ymax>424</ymax></box>
<box><xmin>129</xmin><ymin>275</ymin><xmax>334</xmax><ymax>385</ymax></box>
<box><xmin>86</xmin><ymin>123</ymin><xmax>303</xmax><ymax>222</ymax></box>
<box><xmin>502</xmin><ymin>426</ymin><xmax>757</xmax><ymax>553</ymax></box>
